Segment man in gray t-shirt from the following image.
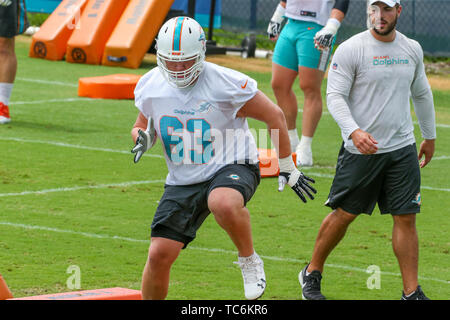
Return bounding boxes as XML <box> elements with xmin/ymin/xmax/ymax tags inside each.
<box><xmin>298</xmin><ymin>0</ymin><xmax>435</xmax><ymax>300</ymax></box>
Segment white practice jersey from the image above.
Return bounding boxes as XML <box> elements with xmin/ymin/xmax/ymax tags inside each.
<box><xmin>327</xmin><ymin>30</ymin><xmax>436</xmax><ymax>154</ymax></box>
<box><xmin>285</xmin><ymin>0</ymin><xmax>335</xmax><ymax>26</ymax></box>
<box><xmin>134</xmin><ymin>62</ymin><xmax>259</xmax><ymax>186</ymax></box>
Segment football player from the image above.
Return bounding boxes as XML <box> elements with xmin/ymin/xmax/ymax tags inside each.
<box><xmin>131</xmin><ymin>17</ymin><xmax>316</xmax><ymax>300</ymax></box>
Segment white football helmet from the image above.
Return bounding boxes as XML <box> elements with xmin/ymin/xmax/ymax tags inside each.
<box><xmin>156</xmin><ymin>16</ymin><xmax>206</xmax><ymax>88</ymax></box>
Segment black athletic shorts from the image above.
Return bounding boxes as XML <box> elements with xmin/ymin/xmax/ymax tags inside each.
<box><xmin>325</xmin><ymin>143</ymin><xmax>421</xmax><ymax>215</ymax></box>
<box><xmin>151</xmin><ymin>163</ymin><xmax>261</xmax><ymax>248</ymax></box>
<box><xmin>0</xmin><ymin>0</ymin><xmax>29</xmax><ymax>38</ymax></box>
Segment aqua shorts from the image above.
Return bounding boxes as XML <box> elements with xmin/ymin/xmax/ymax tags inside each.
<box><xmin>272</xmin><ymin>19</ymin><xmax>335</xmax><ymax>72</ymax></box>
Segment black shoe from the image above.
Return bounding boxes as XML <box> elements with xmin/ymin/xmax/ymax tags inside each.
<box><xmin>401</xmin><ymin>285</ymin><xmax>430</xmax><ymax>300</ymax></box>
<box><xmin>298</xmin><ymin>264</ymin><xmax>326</xmax><ymax>300</ymax></box>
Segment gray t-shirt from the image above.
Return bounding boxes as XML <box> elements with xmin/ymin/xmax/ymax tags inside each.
<box><xmin>326</xmin><ymin>30</ymin><xmax>436</xmax><ymax>154</ymax></box>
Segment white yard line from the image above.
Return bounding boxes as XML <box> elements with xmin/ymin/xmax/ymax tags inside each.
<box><xmin>10</xmin><ymin>81</ymin><xmax>450</xmax><ymax>130</ymax></box>
<box><xmin>16</xmin><ymin>77</ymin><xmax>78</xmax><ymax>87</ymax></box>
<box><xmin>0</xmin><ymin>221</ymin><xmax>447</xmax><ymax>285</ymax></box>
<box><xmin>298</xmin><ymin>109</ymin><xmax>450</xmax><ymax>129</ymax></box>
<box><xmin>302</xmin><ymin>165</ymin><xmax>336</xmax><ymax>170</ymax></box>
<box><xmin>11</xmin><ymin>98</ymin><xmax>95</xmax><ymax>105</ymax></box>
<box><xmin>12</xmin><ymin>78</ymin><xmax>450</xmax><ymax>129</ymax></box>
<box><xmin>0</xmin><ymin>221</ymin><xmax>147</xmax><ymax>243</ymax></box>
<box><xmin>421</xmin><ymin>186</ymin><xmax>450</xmax><ymax>192</ymax></box>
<box><xmin>0</xmin><ymin>180</ymin><xmax>166</xmax><ymax>197</ymax></box>
<box><xmin>0</xmin><ymin>137</ymin><xmax>448</xmax><ymax>192</ymax></box>
<box><xmin>0</xmin><ymin>175</ymin><xmax>448</xmax><ymax>199</ymax></box>
<box><xmin>0</xmin><ymin>137</ymin><xmax>164</xmax><ymax>159</ymax></box>
<box><xmin>433</xmin><ymin>155</ymin><xmax>450</xmax><ymax>160</ymax></box>
<box><xmin>303</xmin><ymin>172</ymin><xmax>335</xmax><ymax>179</ymax></box>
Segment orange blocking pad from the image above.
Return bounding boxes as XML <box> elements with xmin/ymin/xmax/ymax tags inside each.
<box><xmin>29</xmin><ymin>0</ymin><xmax>89</xmax><ymax>61</ymax></box>
<box><xmin>66</xmin><ymin>0</ymin><xmax>129</xmax><ymax>65</ymax></box>
<box><xmin>102</xmin><ymin>0</ymin><xmax>175</xmax><ymax>69</ymax></box>
<box><xmin>0</xmin><ymin>274</ymin><xmax>13</xmax><ymax>300</ymax></box>
<box><xmin>78</xmin><ymin>74</ymin><xmax>142</xmax><ymax>99</ymax></box>
<box><xmin>258</xmin><ymin>148</ymin><xmax>279</xmax><ymax>178</ymax></box>
<box><xmin>10</xmin><ymin>287</ymin><xmax>141</xmax><ymax>300</ymax></box>
<box><xmin>258</xmin><ymin>148</ymin><xmax>297</xmax><ymax>178</ymax></box>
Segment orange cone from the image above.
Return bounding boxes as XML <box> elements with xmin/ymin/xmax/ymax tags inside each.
<box><xmin>0</xmin><ymin>274</ymin><xmax>13</xmax><ymax>300</ymax></box>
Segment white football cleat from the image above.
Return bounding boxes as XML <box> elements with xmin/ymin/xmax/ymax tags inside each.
<box><xmin>235</xmin><ymin>252</ymin><xmax>266</xmax><ymax>300</ymax></box>
<box><xmin>295</xmin><ymin>144</ymin><xmax>313</xmax><ymax>167</ymax></box>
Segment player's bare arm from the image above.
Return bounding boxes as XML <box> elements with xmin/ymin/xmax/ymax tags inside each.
<box><xmin>131</xmin><ymin>111</ymin><xmax>148</xmax><ymax>143</ymax></box>
<box><xmin>236</xmin><ymin>90</ymin><xmax>292</xmax><ymax>158</ymax></box>
<box><xmin>131</xmin><ymin>112</ymin><xmax>157</xmax><ymax>163</ymax></box>
<box><xmin>236</xmin><ymin>90</ymin><xmax>316</xmax><ymax>203</ymax></box>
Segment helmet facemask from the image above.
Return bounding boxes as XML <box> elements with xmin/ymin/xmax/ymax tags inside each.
<box><xmin>157</xmin><ymin>51</ymin><xmax>205</xmax><ymax>88</ymax></box>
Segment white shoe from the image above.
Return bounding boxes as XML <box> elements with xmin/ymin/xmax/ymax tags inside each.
<box><xmin>295</xmin><ymin>144</ymin><xmax>313</xmax><ymax>167</ymax></box>
<box><xmin>234</xmin><ymin>252</ymin><xmax>266</xmax><ymax>300</ymax></box>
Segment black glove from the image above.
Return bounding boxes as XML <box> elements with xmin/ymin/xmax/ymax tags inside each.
<box><xmin>314</xmin><ymin>18</ymin><xmax>340</xmax><ymax>50</ymax></box>
<box><xmin>267</xmin><ymin>3</ymin><xmax>286</xmax><ymax>40</ymax></box>
<box><xmin>267</xmin><ymin>20</ymin><xmax>282</xmax><ymax>40</ymax></box>
<box><xmin>278</xmin><ymin>169</ymin><xmax>316</xmax><ymax>203</ymax></box>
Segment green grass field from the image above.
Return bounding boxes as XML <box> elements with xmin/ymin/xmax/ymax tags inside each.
<box><xmin>0</xmin><ymin>37</ymin><xmax>449</xmax><ymax>300</ymax></box>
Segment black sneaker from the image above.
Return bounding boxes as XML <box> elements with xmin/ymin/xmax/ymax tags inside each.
<box><xmin>401</xmin><ymin>285</ymin><xmax>430</xmax><ymax>300</ymax></box>
<box><xmin>298</xmin><ymin>264</ymin><xmax>326</xmax><ymax>300</ymax></box>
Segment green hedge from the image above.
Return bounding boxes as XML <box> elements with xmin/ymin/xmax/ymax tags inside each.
<box><xmin>27</xmin><ymin>13</ymin><xmax>50</xmax><ymax>27</ymax></box>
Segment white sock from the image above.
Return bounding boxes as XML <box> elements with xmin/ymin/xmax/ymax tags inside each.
<box><xmin>0</xmin><ymin>83</ymin><xmax>14</xmax><ymax>105</ymax></box>
<box><xmin>288</xmin><ymin>129</ymin><xmax>300</xmax><ymax>151</ymax></box>
<box><xmin>238</xmin><ymin>251</ymin><xmax>257</xmax><ymax>262</ymax></box>
<box><xmin>298</xmin><ymin>135</ymin><xmax>313</xmax><ymax>151</ymax></box>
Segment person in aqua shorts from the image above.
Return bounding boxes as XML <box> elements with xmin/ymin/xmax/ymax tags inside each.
<box><xmin>267</xmin><ymin>0</ymin><xmax>349</xmax><ymax>167</ymax></box>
